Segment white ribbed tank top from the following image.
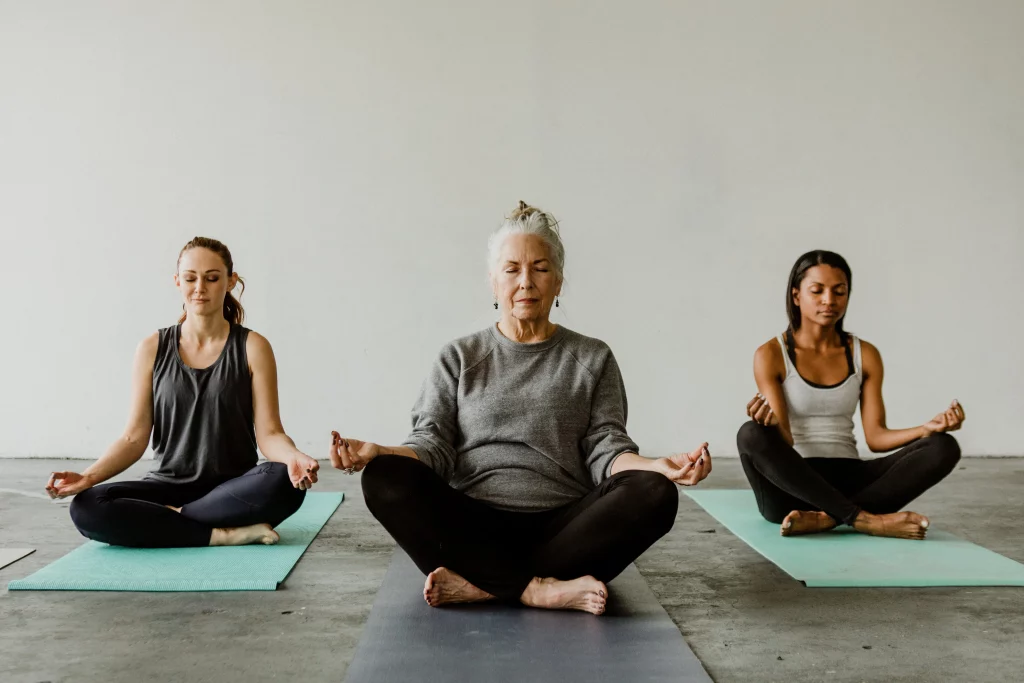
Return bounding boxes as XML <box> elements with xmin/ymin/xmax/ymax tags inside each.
<box><xmin>778</xmin><ymin>334</ymin><xmax>863</xmax><ymax>460</ymax></box>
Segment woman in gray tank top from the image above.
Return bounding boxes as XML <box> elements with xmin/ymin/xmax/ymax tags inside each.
<box><xmin>737</xmin><ymin>250</ymin><xmax>965</xmax><ymax>540</ymax></box>
<box><xmin>44</xmin><ymin>238</ymin><xmax>320</xmax><ymax>548</ymax></box>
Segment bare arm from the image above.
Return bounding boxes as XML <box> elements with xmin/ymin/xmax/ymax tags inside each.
<box><xmin>248</xmin><ymin>332</ymin><xmax>319</xmax><ymax>489</ymax></box>
<box><xmin>46</xmin><ymin>334</ymin><xmax>158</xmax><ymax>497</ymax></box>
<box><xmin>859</xmin><ymin>341</ymin><xmax>965</xmax><ymax>452</ymax></box>
<box><xmin>753</xmin><ymin>339</ymin><xmax>795</xmax><ymax>445</ymax></box>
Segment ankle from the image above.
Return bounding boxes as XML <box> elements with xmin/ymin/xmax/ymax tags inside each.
<box><xmin>209</xmin><ymin>528</ymin><xmax>226</xmax><ymax>546</ymax></box>
<box><xmin>520</xmin><ymin>577</ymin><xmax>539</xmax><ymax>602</ymax></box>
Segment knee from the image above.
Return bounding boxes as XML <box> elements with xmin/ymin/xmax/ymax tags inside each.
<box><xmin>361</xmin><ymin>455</ymin><xmax>425</xmax><ymax>511</ymax></box>
<box><xmin>69</xmin><ymin>487</ymin><xmax>106</xmax><ymax>536</ymax></box>
<box><xmin>260</xmin><ymin>461</ymin><xmax>294</xmax><ymax>489</ymax></box>
<box><xmin>617</xmin><ymin>471</ymin><xmax>679</xmax><ymax>530</ymax></box>
<box><xmin>924</xmin><ymin>433</ymin><xmax>962</xmax><ymax>473</ymax></box>
<box><xmin>736</xmin><ymin>420</ymin><xmax>772</xmax><ymax>456</ymax></box>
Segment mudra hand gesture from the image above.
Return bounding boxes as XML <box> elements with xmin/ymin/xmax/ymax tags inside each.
<box><xmin>651</xmin><ymin>443</ymin><xmax>712</xmax><ymax>486</ymax></box>
<box><xmin>330</xmin><ymin>431</ymin><xmax>381</xmax><ymax>474</ymax></box>
<box><xmin>746</xmin><ymin>393</ymin><xmax>778</xmax><ymax>427</ymax></box>
<box><xmin>923</xmin><ymin>399</ymin><xmax>965</xmax><ymax>435</ymax></box>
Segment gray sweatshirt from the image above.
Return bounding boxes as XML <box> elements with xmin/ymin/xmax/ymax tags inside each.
<box><xmin>402</xmin><ymin>325</ymin><xmax>639</xmax><ymax>511</ymax></box>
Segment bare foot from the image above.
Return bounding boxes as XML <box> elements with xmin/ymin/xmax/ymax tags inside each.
<box><xmin>423</xmin><ymin>567</ymin><xmax>494</xmax><ymax>607</ymax></box>
<box><xmin>210</xmin><ymin>523</ymin><xmax>280</xmax><ymax>547</ymax></box>
<box><xmin>853</xmin><ymin>511</ymin><xmax>929</xmax><ymax>540</ymax></box>
<box><xmin>781</xmin><ymin>510</ymin><xmax>837</xmax><ymax>536</ymax></box>
<box><xmin>520</xmin><ymin>575</ymin><xmax>608</xmax><ymax>615</ymax></box>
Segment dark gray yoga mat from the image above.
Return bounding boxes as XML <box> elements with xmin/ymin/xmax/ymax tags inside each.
<box><xmin>344</xmin><ymin>550</ymin><xmax>713</xmax><ymax>683</ymax></box>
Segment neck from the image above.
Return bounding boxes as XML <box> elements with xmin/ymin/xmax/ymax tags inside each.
<box><xmin>182</xmin><ymin>314</ymin><xmax>230</xmax><ymax>343</ymax></box>
<box><xmin>497</xmin><ymin>316</ymin><xmax>556</xmax><ymax>344</ymax></box>
<box><xmin>793</xmin><ymin>321</ymin><xmax>842</xmax><ymax>351</ymax></box>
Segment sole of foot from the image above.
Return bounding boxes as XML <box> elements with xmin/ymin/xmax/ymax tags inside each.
<box><xmin>781</xmin><ymin>510</ymin><xmax>837</xmax><ymax>536</ymax></box>
<box><xmin>212</xmin><ymin>523</ymin><xmax>279</xmax><ymax>547</ymax></box>
<box><xmin>520</xmin><ymin>575</ymin><xmax>608</xmax><ymax>615</ymax></box>
<box><xmin>423</xmin><ymin>567</ymin><xmax>494</xmax><ymax>607</ymax></box>
<box><xmin>854</xmin><ymin>511</ymin><xmax>929</xmax><ymax>540</ymax></box>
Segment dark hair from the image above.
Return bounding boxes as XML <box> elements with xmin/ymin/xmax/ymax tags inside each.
<box><xmin>786</xmin><ymin>250</ymin><xmax>852</xmax><ymax>338</ymax></box>
<box><xmin>176</xmin><ymin>237</ymin><xmax>246</xmax><ymax>325</ymax></box>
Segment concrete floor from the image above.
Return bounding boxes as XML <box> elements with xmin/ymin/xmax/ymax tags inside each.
<box><xmin>1</xmin><ymin>458</ymin><xmax>1022</xmax><ymax>683</ymax></box>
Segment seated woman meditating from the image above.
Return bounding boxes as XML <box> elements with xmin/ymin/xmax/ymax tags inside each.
<box><xmin>330</xmin><ymin>201</ymin><xmax>712</xmax><ymax>615</ymax></box>
<box><xmin>738</xmin><ymin>250</ymin><xmax>964</xmax><ymax>540</ymax></box>
<box><xmin>45</xmin><ymin>237</ymin><xmax>320</xmax><ymax>547</ymax></box>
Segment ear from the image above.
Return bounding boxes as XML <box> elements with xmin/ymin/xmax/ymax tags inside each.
<box><xmin>173</xmin><ymin>272</ymin><xmax>181</xmax><ymax>288</ymax></box>
<box><xmin>791</xmin><ymin>287</ymin><xmax>800</xmax><ymax>305</ymax></box>
<box><xmin>229</xmin><ymin>272</ymin><xmax>239</xmax><ymax>290</ymax></box>
<box><xmin>556</xmin><ymin>277</ymin><xmax>563</xmax><ymax>297</ymax></box>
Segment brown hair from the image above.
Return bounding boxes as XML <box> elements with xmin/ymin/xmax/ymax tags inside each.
<box><xmin>177</xmin><ymin>237</ymin><xmax>246</xmax><ymax>325</ymax></box>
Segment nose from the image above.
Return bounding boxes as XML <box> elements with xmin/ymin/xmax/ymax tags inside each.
<box><xmin>822</xmin><ymin>291</ymin><xmax>833</xmax><ymax>305</ymax></box>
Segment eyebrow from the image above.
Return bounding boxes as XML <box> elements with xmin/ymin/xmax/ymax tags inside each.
<box><xmin>503</xmin><ymin>259</ymin><xmax>550</xmax><ymax>265</ymax></box>
<box><xmin>809</xmin><ymin>281</ymin><xmax>847</xmax><ymax>287</ymax></box>
<box><xmin>181</xmin><ymin>269</ymin><xmax>223</xmax><ymax>274</ymax></box>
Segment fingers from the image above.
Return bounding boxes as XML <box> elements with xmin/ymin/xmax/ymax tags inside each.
<box><xmin>953</xmin><ymin>399</ymin><xmax>966</xmax><ymax>422</ymax></box>
<box><xmin>668</xmin><ymin>459</ymin><xmax>696</xmax><ymax>485</ymax></box>
<box><xmin>753</xmin><ymin>401</ymin><xmax>771</xmax><ymax>425</ymax></box>
<box><xmin>746</xmin><ymin>395</ymin><xmax>761</xmax><ymax>416</ymax></box>
<box><xmin>45</xmin><ymin>472</ymin><xmax>61</xmax><ymax>496</ymax></box>
<box><xmin>329</xmin><ymin>432</ymin><xmax>346</xmax><ymax>469</ymax></box>
<box><xmin>693</xmin><ymin>445</ymin><xmax>711</xmax><ymax>483</ymax></box>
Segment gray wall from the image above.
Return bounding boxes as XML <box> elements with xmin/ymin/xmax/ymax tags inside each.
<box><xmin>2</xmin><ymin>1</ymin><xmax>1021</xmax><ymax>458</ymax></box>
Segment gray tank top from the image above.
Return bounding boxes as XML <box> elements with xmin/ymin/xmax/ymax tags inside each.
<box><xmin>778</xmin><ymin>334</ymin><xmax>863</xmax><ymax>460</ymax></box>
<box><xmin>146</xmin><ymin>324</ymin><xmax>258</xmax><ymax>484</ymax></box>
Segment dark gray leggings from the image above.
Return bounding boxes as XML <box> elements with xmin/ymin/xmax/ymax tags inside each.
<box><xmin>69</xmin><ymin>461</ymin><xmax>305</xmax><ymax>547</ymax></box>
<box><xmin>736</xmin><ymin>422</ymin><xmax>961</xmax><ymax>525</ymax></box>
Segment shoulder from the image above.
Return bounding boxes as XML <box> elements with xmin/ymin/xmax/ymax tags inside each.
<box><xmin>244</xmin><ymin>329</ymin><xmax>275</xmax><ymax>369</ymax></box>
<box><xmin>436</xmin><ymin>327</ymin><xmax>498</xmax><ymax>375</ymax></box>
<box><xmin>754</xmin><ymin>336</ymin><xmax>784</xmax><ymax>364</ymax></box>
<box><xmin>138</xmin><ymin>331</ymin><xmax>160</xmax><ymax>355</ymax></box>
<box><xmin>857</xmin><ymin>337</ymin><xmax>883</xmax><ymax>371</ymax></box>
<box><xmin>558</xmin><ymin>327</ymin><xmax>615</xmax><ymax>377</ymax></box>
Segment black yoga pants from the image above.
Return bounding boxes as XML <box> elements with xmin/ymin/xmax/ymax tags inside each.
<box><xmin>361</xmin><ymin>454</ymin><xmax>679</xmax><ymax>601</ymax></box>
<box><xmin>69</xmin><ymin>461</ymin><xmax>306</xmax><ymax>547</ymax></box>
<box><xmin>736</xmin><ymin>421</ymin><xmax>961</xmax><ymax>526</ymax></box>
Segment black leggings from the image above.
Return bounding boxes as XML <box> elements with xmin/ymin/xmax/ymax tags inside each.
<box><xmin>736</xmin><ymin>421</ymin><xmax>961</xmax><ymax>525</ymax></box>
<box><xmin>361</xmin><ymin>455</ymin><xmax>679</xmax><ymax>601</ymax></box>
<box><xmin>69</xmin><ymin>461</ymin><xmax>306</xmax><ymax>548</ymax></box>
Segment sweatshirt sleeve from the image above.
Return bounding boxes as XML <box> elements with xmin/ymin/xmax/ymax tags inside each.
<box><xmin>580</xmin><ymin>350</ymin><xmax>640</xmax><ymax>485</ymax></box>
<box><xmin>401</xmin><ymin>345</ymin><xmax>460</xmax><ymax>481</ymax></box>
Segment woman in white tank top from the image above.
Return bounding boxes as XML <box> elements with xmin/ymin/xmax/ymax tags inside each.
<box><xmin>736</xmin><ymin>250</ymin><xmax>965</xmax><ymax>540</ymax></box>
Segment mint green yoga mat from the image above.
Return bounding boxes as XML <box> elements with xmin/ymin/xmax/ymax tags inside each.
<box><xmin>7</xmin><ymin>492</ymin><xmax>343</xmax><ymax>592</ymax></box>
<box><xmin>685</xmin><ymin>490</ymin><xmax>1024</xmax><ymax>587</ymax></box>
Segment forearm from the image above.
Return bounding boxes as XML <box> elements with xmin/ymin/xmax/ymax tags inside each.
<box><xmin>81</xmin><ymin>435</ymin><xmax>148</xmax><ymax>484</ymax></box>
<box><xmin>258</xmin><ymin>430</ymin><xmax>305</xmax><ymax>463</ymax></box>
<box><xmin>609</xmin><ymin>452</ymin><xmax>654</xmax><ymax>475</ymax></box>
<box><xmin>868</xmin><ymin>426</ymin><xmax>929</xmax><ymax>453</ymax></box>
<box><xmin>379</xmin><ymin>445</ymin><xmax>420</xmax><ymax>460</ymax></box>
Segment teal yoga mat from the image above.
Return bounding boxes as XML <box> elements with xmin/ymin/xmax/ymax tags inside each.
<box><xmin>685</xmin><ymin>489</ymin><xmax>1024</xmax><ymax>587</ymax></box>
<box><xmin>7</xmin><ymin>492</ymin><xmax>343</xmax><ymax>592</ymax></box>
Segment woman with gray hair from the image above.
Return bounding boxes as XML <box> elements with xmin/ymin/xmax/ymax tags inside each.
<box><xmin>330</xmin><ymin>201</ymin><xmax>712</xmax><ymax>615</ymax></box>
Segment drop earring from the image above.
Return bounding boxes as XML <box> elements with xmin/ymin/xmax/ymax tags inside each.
<box><xmin>493</xmin><ymin>301</ymin><xmax>498</xmax><ymax>310</ymax></box>
<box><xmin>555</xmin><ymin>298</ymin><xmax>560</xmax><ymax>308</ymax></box>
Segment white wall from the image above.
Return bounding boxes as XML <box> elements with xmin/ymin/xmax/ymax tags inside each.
<box><xmin>1</xmin><ymin>1</ymin><xmax>1022</xmax><ymax>459</ymax></box>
